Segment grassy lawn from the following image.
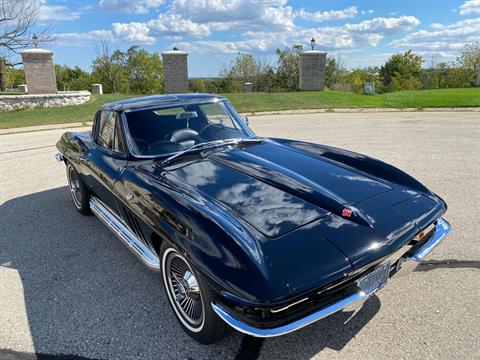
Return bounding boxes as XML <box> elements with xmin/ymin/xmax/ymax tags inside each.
<box><xmin>1</xmin><ymin>88</ymin><xmax>479</xmax><ymax>129</ymax></box>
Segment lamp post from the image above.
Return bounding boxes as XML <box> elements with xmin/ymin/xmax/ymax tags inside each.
<box><xmin>32</xmin><ymin>34</ymin><xmax>39</xmax><ymax>48</ymax></box>
<box><xmin>310</xmin><ymin>37</ymin><xmax>316</xmax><ymax>50</ymax></box>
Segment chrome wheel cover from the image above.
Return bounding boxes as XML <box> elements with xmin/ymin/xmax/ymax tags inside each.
<box><xmin>68</xmin><ymin>166</ymin><xmax>82</xmax><ymax>209</ymax></box>
<box><xmin>163</xmin><ymin>249</ymin><xmax>205</xmax><ymax>331</ymax></box>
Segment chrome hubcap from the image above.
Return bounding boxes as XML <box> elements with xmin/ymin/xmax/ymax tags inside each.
<box><xmin>68</xmin><ymin>167</ymin><xmax>82</xmax><ymax>208</ymax></box>
<box><xmin>166</xmin><ymin>253</ymin><xmax>203</xmax><ymax>326</ymax></box>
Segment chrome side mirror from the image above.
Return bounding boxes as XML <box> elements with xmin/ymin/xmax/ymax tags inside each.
<box><xmin>243</xmin><ymin>116</ymin><xmax>249</xmax><ymax>126</ymax></box>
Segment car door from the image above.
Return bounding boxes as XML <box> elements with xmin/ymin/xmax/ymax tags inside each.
<box><xmin>87</xmin><ymin>110</ymin><xmax>128</xmax><ymax>211</ymax></box>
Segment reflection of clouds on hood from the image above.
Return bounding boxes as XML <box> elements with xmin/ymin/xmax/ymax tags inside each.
<box><xmin>176</xmin><ymin>161</ymin><xmax>219</xmax><ymax>187</ymax></box>
<box><xmin>332</xmin><ymin>173</ymin><xmax>388</xmax><ymax>188</ymax></box>
<box><xmin>217</xmin><ymin>182</ymin><xmax>323</xmax><ymax>237</ymax></box>
<box><xmin>324</xmin><ymin>215</ymin><xmax>354</xmax><ymax>229</ymax></box>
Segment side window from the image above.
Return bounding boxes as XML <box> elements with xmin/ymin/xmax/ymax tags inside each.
<box><xmin>96</xmin><ymin>111</ymin><xmax>116</xmax><ymax>149</ymax></box>
<box><xmin>113</xmin><ymin>116</ymin><xmax>126</xmax><ymax>153</ymax></box>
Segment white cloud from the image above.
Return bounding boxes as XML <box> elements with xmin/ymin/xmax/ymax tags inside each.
<box><xmin>96</xmin><ymin>0</ymin><xmax>295</xmax><ymax>44</ymax></box>
<box><xmin>262</xmin><ymin>5</ymin><xmax>295</xmax><ymax>31</ymax></box>
<box><xmin>431</xmin><ymin>23</ymin><xmax>445</xmax><ymax>30</ymax></box>
<box><xmin>176</xmin><ymin>15</ymin><xmax>421</xmax><ymax>55</ymax></box>
<box><xmin>111</xmin><ymin>22</ymin><xmax>156</xmax><ymax>44</ymax></box>
<box><xmin>147</xmin><ymin>13</ymin><xmax>211</xmax><ymax>38</ymax></box>
<box><xmin>99</xmin><ymin>0</ymin><xmax>165</xmax><ymax>14</ymax></box>
<box><xmin>459</xmin><ymin>0</ymin><xmax>480</xmax><ymax>15</ymax></box>
<box><xmin>170</xmin><ymin>0</ymin><xmax>295</xmax><ymax>32</ymax></box>
<box><xmin>296</xmin><ymin>6</ymin><xmax>358</xmax><ymax>22</ymax></box>
<box><xmin>391</xmin><ymin>17</ymin><xmax>480</xmax><ymax>54</ymax></box>
<box><xmin>38</xmin><ymin>0</ymin><xmax>82</xmax><ymax>22</ymax></box>
<box><xmin>171</xmin><ymin>0</ymin><xmax>287</xmax><ymax>23</ymax></box>
<box><xmin>343</xmin><ymin>16</ymin><xmax>420</xmax><ymax>33</ymax></box>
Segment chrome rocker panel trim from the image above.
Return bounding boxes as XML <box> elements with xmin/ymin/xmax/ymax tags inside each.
<box><xmin>212</xmin><ymin>217</ymin><xmax>451</xmax><ymax>338</ymax></box>
<box><xmin>90</xmin><ymin>196</ymin><xmax>160</xmax><ymax>271</ymax></box>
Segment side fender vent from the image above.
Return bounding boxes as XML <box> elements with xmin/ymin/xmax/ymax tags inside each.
<box><xmin>122</xmin><ymin>206</ymin><xmax>147</xmax><ymax>243</ymax></box>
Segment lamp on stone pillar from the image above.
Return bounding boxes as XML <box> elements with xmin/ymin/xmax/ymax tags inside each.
<box><xmin>32</xmin><ymin>34</ymin><xmax>39</xmax><ymax>48</ymax></box>
<box><xmin>310</xmin><ymin>37</ymin><xmax>316</xmax><ymax>51</ymax></box>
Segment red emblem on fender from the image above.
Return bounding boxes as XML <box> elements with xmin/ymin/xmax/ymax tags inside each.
<box><xmin>342</xmin><ymin>208</ymin><xmax>352</xmax><ymax>217</ymax></box>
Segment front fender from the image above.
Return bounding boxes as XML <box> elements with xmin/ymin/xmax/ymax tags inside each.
<box><xmin>56</xmin><ymin>131</ymin><xmax>92</xmax><ymax>164</ymax></box>
<box><xmin>116</xmin><ymin>164</ymin><xmax>292</xmax><ymax>304</ymax></box>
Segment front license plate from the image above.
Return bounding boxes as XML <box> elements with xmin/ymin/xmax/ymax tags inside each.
<box><xmin>357</xmin><ymin>262</ymin><xmax>390</xmax><ymax>296</ymax></box>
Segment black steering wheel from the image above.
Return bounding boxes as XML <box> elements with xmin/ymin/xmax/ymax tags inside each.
<box><xmin>132</xmin><ymin>138</ymin><xmax>149</xmax><ymax>153</ymax></box>
<box><xmin>166</xmin><ymin>128</ymin><xmax>199</xmax><ymax>148</ymax></box>
<box><xmin>197</xmin><ymin>123</ymin><xmax>225</xmax><ymax>139</ymax></box>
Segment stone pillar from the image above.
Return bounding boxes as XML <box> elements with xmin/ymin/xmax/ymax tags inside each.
<box><xmin>162</xmin><ymin>49</ymin><xmax>188</xmax><ymax>93</ymax></box>
<box><xmin>18</xmin><ymin>84</ymin><xmax>28</xmax><ymax>93</ymax></box>
<box><xmin>21</xmin><ymin>48</ymin><xmax>57</xmax><ymax>94</ymax></box>
<box><xmin>92</xmin><ymin>84</ymin><xmax>103</xmax><ymax>94</ymax></box>
<box><xmin>299</xmin><ymin>50</ymin><xmax>327</xmax><ymax>91</ymax></box>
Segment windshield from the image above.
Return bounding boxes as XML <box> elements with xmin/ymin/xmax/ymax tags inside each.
<box><xmin>124</xmin><ymin>100</ymin><xmax>254</xmax><ymax>157</ymax></box>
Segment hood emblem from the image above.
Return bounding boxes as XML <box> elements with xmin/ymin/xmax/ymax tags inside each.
<box><xmin>342</xmin><ymin>208</ymin><xmax>352</xmax><ymax>217</ymax></box>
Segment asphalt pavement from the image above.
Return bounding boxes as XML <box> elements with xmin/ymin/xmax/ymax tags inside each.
<box><xmin>0</xmin><ymin>111</ymin><xmax>479</xmax><ymax>359</ymax></box>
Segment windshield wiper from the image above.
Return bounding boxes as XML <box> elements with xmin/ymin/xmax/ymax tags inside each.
<box><xmin>160</xmin><ymin>137</ymin><xmax>263</xmax><ymax>166</ymax></box>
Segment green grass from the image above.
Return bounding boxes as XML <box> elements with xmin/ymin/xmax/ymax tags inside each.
<box><xmin>380</xmin><ymin>88</ymin><xmax>480</xmax><ymax>108</ymax></box>
<box><xmin>224</xmin><ymin>90</ymin><xmax>386</xmax><ymax>112</ymax></box>
<box><xmin>0</xmin><ymin>93</ymin><xmax>133</xmax><ymax>129</ymax></box>
<box><xmin>226</xmin><ymin>88</ymin><xmax>480</xmax><ymax>112</ymax></box>
<box><xmin>1</xmin><ymin>88</ymin><xmax>479</xmax><ymax>129</ymax></box>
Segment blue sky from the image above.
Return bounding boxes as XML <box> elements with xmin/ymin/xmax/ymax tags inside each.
<box><xmin>22</xmin><ymin>0</ymin><xmax>480</xmax><ymax>76</ymax></box>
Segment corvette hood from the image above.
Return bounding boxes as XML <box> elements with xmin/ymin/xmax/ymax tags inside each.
<box><xmin>169</xmin><ymin>139</ymin><xmax>392</xmax><ymax>237</ymax></box>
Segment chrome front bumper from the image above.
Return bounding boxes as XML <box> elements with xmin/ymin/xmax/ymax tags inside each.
<box><xmin>211</xmin><ymin>217</ymin><xmax>451</xmax><ymax>338</ymax></box>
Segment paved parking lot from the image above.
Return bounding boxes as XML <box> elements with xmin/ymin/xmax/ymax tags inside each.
<box><xmin>1</xmin><ymin>111</ymin><xmax>479</xmax><ymax>359</ymax></box>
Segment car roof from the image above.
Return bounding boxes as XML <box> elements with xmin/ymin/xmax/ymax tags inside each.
<box><xmin>101</xmin><ymin>93</ymin><xmax>226</xmax><ymax>111</ymax></box>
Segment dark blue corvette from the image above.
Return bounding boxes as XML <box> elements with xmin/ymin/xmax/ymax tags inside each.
<box><xmin>56</xmin><ymin>94</ymin><xmax>451</xmax><ymax>344</ymax></box>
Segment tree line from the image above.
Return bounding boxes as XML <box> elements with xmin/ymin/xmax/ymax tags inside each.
<box><xmin>202</xmin><ymin>42</ymin><xmax>480</xmax><ymax>94</ymax></box>
<box><xmin>2</xmin><ymin>42</ymin><xmax>479</xmax><ymax>94</ymax></box>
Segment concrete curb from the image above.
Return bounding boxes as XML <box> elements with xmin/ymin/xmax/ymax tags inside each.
<box><xmin>0</xmin><ymin>122</ymin><xmax>92</xmax><ymax>136</ymax></box>
<box><xmin>241</xmin><ymin>107</ymin><xmax>480</xmax><ymax>116</ymax></box>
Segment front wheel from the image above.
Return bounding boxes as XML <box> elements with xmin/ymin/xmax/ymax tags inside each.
<box><xmin>160</xmin><ymin>243</ymin><xmax>228</xmax><ymax>344</ymax></box>
<box><xmin>66</xmin><ymin>163</ymin><xmax>91</xmax><ymax>215</ymax></box>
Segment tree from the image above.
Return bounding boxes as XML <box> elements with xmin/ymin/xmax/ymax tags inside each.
<box><xmin>223</xmin><ymin>53</ymin><xmax>259</xmax><ymax>91</ymax></box>
<box><xmin>91</xmin><ymin>43</ymin><xmax>127</xmax><ymax>93</ymax></box>
<box><xmin>2</xmin><ymin>65</ymin><xmax>24</xmax><ymax>89</ymax></box>
<box><xmin>0</xmin><ymin>0</ymin><xmax>50</xmax><ymax>91</ymax></box>
<box><xmin>325</xmin><ymin>54</ymin><xmax>348</xmax><ymax>89</ymax></box>
<box><xmin>275</xmin><ymin>45</ymin><xmax>302</xmax><ymax>92</ymax></box>
<box><xmin>123</xmin><ymin>45</ymin><xmax>163</xmax><ymax>94</ymax></box>
<box><xmin>55</xmin><ymin>65</ymin><xmax>92</xmax><ymax>91</ymax></box>
<box><xmin>380</xmin><ymin>50</ymin><xmax>423</xmax><ymax>91</ymax></box>
<box><xmin>189</xmin><ymin>78</ymin><xmax>207</xmax><ymax>93</ymax></box>
<box><xmin>458</xmin><ymin>41</ymin><xmax>480</xmax><ymax>86</ymax></box>
<box><xmin>91</xmin><ymin>44</ymin><xmax>164</xmax><ymax>94</ymax></box>
<box><xmin>221</xmin><ymin>53</ymin><xmax>274</xmax><ymax>92</ymax></box>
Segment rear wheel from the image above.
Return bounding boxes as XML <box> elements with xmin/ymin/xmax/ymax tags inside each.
<box><xmin>160</xmin><ymin>243</ymin><xmax>228</xmax><ymax>344</ymax></box>
<box><xmin>66</xmin><ymin>163</ymin><xmax>91</xmax><ymax>215</ymax></box>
